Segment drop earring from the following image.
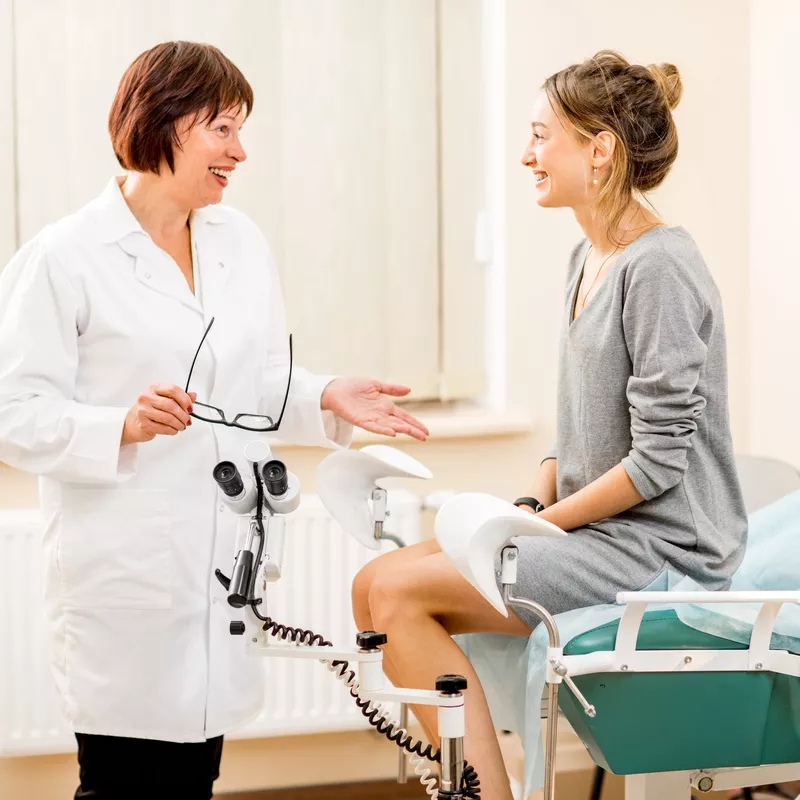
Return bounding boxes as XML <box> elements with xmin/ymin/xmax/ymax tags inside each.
<box><xmin>592</xmin><ymin>167</ymin><xmax>598</xmax><ymax>186</ymax></box>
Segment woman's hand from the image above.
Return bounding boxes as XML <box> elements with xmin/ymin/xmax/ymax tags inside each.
<box><xmin>320</xmin><ymin>378</ymin><xmax>429</xmax><ymax>441</ymax></box>
<box><xmin>121</xmin><ymin>384</ymin><xmax>197</xmax><ymax>445</ymax></box>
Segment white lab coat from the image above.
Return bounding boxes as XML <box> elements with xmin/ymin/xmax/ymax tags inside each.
<box><xmin>0</xmin><ymin>177</ymin><xmax>352</xmax><ymax>742</ymax></box>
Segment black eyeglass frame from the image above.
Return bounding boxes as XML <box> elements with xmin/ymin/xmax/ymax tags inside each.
<box><xmin>184</xmin><ymin>317</ymin><xmax>293</xmax><ymax>433</ymax></box>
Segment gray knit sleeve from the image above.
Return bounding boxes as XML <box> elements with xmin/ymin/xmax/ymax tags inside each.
<box><xmin>620</xmin><ymin>254</ymin><xmax>709</xmax><ymax>501</ymax></box>
<box><xmin>541</xmin><ymin>444</ymin><xmax>557</xmax><ymax>464</ymax></box>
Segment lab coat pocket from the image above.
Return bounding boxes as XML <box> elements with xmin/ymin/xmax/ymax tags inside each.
<box><xmin>59</xmin><ymin>488</ymin><xmax>173</xmax><ymax>610</ymax></box>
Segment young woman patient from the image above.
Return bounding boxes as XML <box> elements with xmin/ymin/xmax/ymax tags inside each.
<box><xmin>352</xmin><ymin>50</ymin><xmax>746</xmax><ymax>799</ymax></box>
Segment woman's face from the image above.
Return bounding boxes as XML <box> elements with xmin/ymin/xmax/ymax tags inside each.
<box><xmin>169</xmin><ymin>106</ymin><xmax>247</xmax><ymax>208</ymax></box>
<box><xmin>520</xmin><ymin>91</ymin><xmax>594</xmax><ymax>209</ymax></box>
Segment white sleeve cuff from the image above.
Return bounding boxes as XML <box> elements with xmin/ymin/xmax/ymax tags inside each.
<box><xmin>316</xmin><ymin>377</ymin><xmax>353</xmax><ymax>449</ymax></box>
<box><xmin>321</xmin><ymin>408</ymin><xmax>353</xmax><ymax>447</ymax></box>
<box><xmin>273</xmin><ymin>371</ymin><xmax>352</xmax><ymax>449</ymax></box>
<box><xmin>69</xmin><ymin>404</ymin><xmax>139</xmax><ymax>484</ymax></box>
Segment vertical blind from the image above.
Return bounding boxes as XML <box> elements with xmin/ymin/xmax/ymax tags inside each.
<box><xmin>5</xmin><ymin>0</ymin><xmax>486</xmax><ymax>401</ymax></box>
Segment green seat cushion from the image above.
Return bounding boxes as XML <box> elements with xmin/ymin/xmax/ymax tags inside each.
<box><xmin>564</xmin><ymin>608</ymin><xmax>748</xmax><ymax>656</ymax></box>
<box><xmin>558</xmin><ymin>609</ymin><xmax>800</xmax><ymax>775</ymax></box>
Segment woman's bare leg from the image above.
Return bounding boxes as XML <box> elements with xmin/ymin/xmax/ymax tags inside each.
<box><xmin>367</xmin><ymin>549</ymin><xmax>531</xmax><ymax>800</ymax></box>
<box><xmin>351</xmin><ymin>542</ymin><xmax>445</xmax><ymax>742</ymax></box>
<box><xmin>352</xmin><ymin>539</ymin><xmax>441</xmax><ymax>631</ymax></box>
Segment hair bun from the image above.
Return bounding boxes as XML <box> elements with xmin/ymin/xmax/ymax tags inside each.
<box><xmin>646</xmin><ymin>62</ymin><xmax>683</xmax><ymax>111</ymax></box>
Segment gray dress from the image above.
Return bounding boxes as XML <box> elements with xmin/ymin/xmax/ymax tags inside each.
<box><xmin>502</xmin><ymin>226</ymin><xmax>748</xmax><ymax>629</ymax></box>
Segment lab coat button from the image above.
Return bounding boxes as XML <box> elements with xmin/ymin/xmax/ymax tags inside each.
<box><xmin>219</xmin><ymin>504</ymin><xmax>225</xmax><ymax>512</ymax></box>
<box><xmin>144</xmin><ymin>271</ymin><xmax>152</xmax><ymax>279</ymax></box>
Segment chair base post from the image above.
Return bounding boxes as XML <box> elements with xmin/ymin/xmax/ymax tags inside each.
<box><xmin>624</xmin><ymin>771</ymin><xmax>692</xmax><ymax>800</ymax></box>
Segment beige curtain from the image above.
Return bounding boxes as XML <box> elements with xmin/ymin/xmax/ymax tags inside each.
<box><xmin>11</xmin><ymin>0</ymin><xmax>486</xmax><ymax>401</ymax></box>
<box><xmin>439</xmin><ymin>0</ymin><xmax>485</xmax><ymax>401</ymax></box>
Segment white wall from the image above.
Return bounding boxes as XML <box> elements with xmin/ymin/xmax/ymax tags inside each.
<box><xmin>749</xmin><ymin>0</ymin><xmax>800</xmax><ymax>469</ymax></box>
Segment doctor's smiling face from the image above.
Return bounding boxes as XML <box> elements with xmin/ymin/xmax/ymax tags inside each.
<box><xmin>170</xmin><ymin>106</ymin><xmax>248</xmax><ymax>208</ymax></box>
<box><xmin>108</xmin><ymin>41</ymin><xmax>254</xmax><ymax>211</ymax></box>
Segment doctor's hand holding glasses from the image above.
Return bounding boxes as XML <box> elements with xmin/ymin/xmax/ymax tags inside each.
<box><xmin>120</xmin><ymin>316</ymin><xmax>430</xmax><ymax>446</ymax></box>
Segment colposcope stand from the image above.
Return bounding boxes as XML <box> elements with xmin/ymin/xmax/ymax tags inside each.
<box><xmin>213</xmin><ymin>442</ymin><xmax>479</xmax><ymax>799</ymax></box>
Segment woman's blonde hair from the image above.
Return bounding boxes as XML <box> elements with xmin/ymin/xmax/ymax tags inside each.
<box><xmin>543</xmin><ymin>50</ymin><xmax>682</xmax><ymax>244</ymax></box>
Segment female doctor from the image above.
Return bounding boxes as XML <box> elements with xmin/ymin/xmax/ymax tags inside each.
<box><xmin>0</xmin><ymin>41</ymin><xmax>428</xmax><ymax>799</ymax></box>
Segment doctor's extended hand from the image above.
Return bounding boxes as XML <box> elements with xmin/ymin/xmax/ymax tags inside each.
<box><xmin>320</xmin><ymin>378</ymin><xmax>429</xmax><ymax>441</ymax></box>
<box><xmin>121</xmin><ymin>384</ymin><xmax>198</xmax><ymax>445</ymax></box>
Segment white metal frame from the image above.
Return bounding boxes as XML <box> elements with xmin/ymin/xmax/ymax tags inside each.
<box><xmin>556</xmin><ymin>590</ymin><xmax>800</xmax><ymax>680</ymax></box>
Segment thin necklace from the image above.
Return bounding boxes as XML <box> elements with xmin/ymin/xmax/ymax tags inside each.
<box><xmin>577</xmin><ymin>214</ymin><xmax>652</xmax><ymax>311</ymax></box>
<box><xmin>578</xmin><ymin>245</ymin><xmax>618</xmax><ymax>311</ymax></box>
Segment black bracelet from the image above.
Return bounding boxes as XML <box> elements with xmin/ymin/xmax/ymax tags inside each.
<box><xmin>513</xmin><ymin>496</ymin><xmax>545</xmax><ymax>513</ymax></box>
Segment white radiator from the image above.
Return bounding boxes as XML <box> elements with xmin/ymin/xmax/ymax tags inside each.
<box><xmin>0</xmin><ymin>491</ymin><xmax>423</xmax><ymax>756</ymax></box>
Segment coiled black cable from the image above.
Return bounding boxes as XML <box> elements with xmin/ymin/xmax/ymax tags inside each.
<box><xmin>350</xmin><ymin>677</ymin><xmax>440</xmax><ymax>760</ymax></box>
<box><xmin>460</xmin><ymin>763</ymin><xmax>481</xmax><ymax>798</ymax></box>
<box><xmin>252</xmin><ymin>606</ymin><xmax>332</xmax><ymax>649</ymax></box>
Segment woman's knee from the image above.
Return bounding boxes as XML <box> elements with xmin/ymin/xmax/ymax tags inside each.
<box><xmin>352</xmin><ymin>560</ymin><xmax>379</xmax><ymax>630</ymax></box>
<box><xmin>368</xmin><ymin>567</ymin><xmax>426</xmax><ymax>628</ymax></box>
<box><xmin>351</xmin><ymin>540</ymin><xmax>441</xmax><ymax>631</ymax></box>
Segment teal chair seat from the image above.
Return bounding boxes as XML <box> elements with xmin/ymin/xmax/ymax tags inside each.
<box><xmin>559</xmin><ymin>609</ymin><xmax>800</xmax><ymax>775</ymax></box>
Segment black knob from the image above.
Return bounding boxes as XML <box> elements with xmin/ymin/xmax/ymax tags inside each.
<box><xmin>436</xmin><ymin>674</ymin><xmax>468</xmax><ymax>694</ymax></box>
<box><xmin>230</xmin><ymin>621</ymin><xmax>246</xmax><ymax>636</ymax></box>
<box><xmin>356</xmin><ymin>630</ymin><xmax>388</xmax><ymax>649</ymax></box>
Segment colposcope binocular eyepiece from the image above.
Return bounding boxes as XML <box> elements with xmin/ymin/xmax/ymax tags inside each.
<box><xmin>262</xmin><ymin>459</ymin><xmax>289</xmax><ymax>497</ymax></box>
<box><xmin>213</xmin><ymin>461</ymin><xmax>245</xmax><ymax>498</ymax></box>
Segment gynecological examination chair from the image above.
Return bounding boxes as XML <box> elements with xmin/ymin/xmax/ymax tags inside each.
<box><xmin>435</xmin><ymin>454</ymin><xmax>800</xmax><ymax>800</ymax></box>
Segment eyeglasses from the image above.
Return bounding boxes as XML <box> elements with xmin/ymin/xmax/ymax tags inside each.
<box><xmin>184</xmin><ymin>317</ymin><xmax>293</xmax><ymax>432</ymax></box>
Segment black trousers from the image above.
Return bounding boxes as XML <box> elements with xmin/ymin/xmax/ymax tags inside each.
<box><xmin>74</xmin><ymin>733</ymin><xmax>224</xmax><ymax>800</ymax></box>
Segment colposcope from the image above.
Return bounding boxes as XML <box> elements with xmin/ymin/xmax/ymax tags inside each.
<box><xmin>211</xmin><ymin>440</ymin><xmax>479</xmax><ymax>799</ymax></box>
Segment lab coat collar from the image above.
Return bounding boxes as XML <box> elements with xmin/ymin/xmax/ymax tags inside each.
<box><xmin>93</xmin><ymin>177</ymin><xmax>229</xmax><ymax>317</ymax></box>
<box><xmin>95</xmin><ymin>176</ymin><xmax>226</xmax><ymax>245</ymax></box>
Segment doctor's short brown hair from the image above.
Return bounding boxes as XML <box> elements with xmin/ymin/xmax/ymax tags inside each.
<box><xmin>108</xmin><ymin>41</ymin><xmax>254</xmax><ymax>175</ymax></box>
